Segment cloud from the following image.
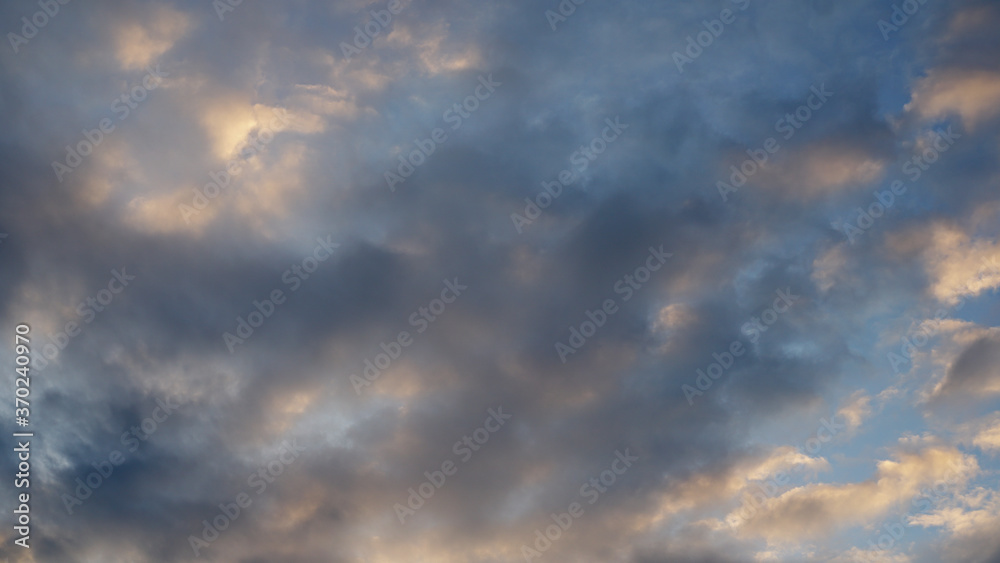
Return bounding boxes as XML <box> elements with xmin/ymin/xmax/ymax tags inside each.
<box><xmin>731</xmin><ymin>442</ymin><xmax>977</xmax><ymax>542</ymax></box>
<box><xmin>113</xmin><ymin>4</ymin><xmax>192</xmax><ymax>71</ymax></box>
<box><xmin>910</xmin><ymin>487</ymin><xmax>1000</xmax><ymax>561</ymax></box>
<box><xmin>906</xmin><ymin>69</ymin><xmax>1000</xmax><ymax>130</ymax></box>
<box><xmin>0</xmin><ymin>0</ymin><xmax>997</xmax><ymax>561</ymax></box>
<box><xmin>930</xmin><ymin>335</ymin><xmax>1000</xmax><ymax>401</ymax></box>
<box><xmin>919</xmin><ymin>223</ymin><xmax>1000</xmax><ymax>305</ymax></box>
<box><xmin>756</xmin><ymin>143</ymin><xmax>887</xmax><ymax>199</ymax></box>
<box><xmin>972</xmin><ymin>420</ymin><xmax>1000</xmax><ymax>453</ymax></box>
<box><xmin>836</xmin><ymin>391</ymin><xmax>872</xmax><ymax>435</ymax></box>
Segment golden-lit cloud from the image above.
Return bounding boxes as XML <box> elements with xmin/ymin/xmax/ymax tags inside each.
<box><xmin>906</xmin><ymin>70</ymin><xmax>1000</xmax><ymax>130</ymax></box>
<box><xmin>199</xmin><ymin>100</ymin><xmax>294</xmax><ymax>160</ymax></box>
<box><xmin>909</xmin><ymin>487</ymin><xmax>1000</xmax><ymax>538</ymax></box>
<box><xmin>645</xmin><ymin>446</ymin><xmax>828</xmax><ymax>527</ymax></box>
<box><xmin>972</xmin><ymin>421</ymin><xmax>1000</xmax><ymax>453</ymax></box>
<box><xmin>729</xmin><ymin>442</ymin><xmax>977</xmax><ymax>542</ymax></box>
<box><xmin>920</xmin><ymin>223</ymin><xmax>1000</xmax><ymax>305</ymax></box>
<box><xmin>752</xmin><ymin>144</ymin><xmax>886</xmax><ymax>199</ymax></box>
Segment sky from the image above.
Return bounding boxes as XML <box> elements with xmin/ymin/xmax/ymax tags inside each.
<box><xmin>0</xmin><ymin>0</ymin><xmax>999</xmax><ymax>562</ymax></box>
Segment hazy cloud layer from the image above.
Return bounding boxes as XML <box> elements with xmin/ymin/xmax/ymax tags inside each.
<box><xmin>0</xmin><ymin>0</ymin><xmax>998</xmax><ymax>562</ymax></box>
